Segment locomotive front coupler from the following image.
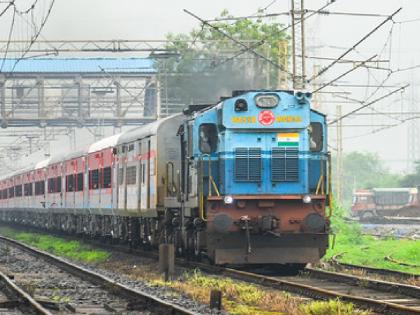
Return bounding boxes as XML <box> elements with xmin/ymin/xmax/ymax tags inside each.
<box><xmin>239</xmin><ymin>216</ymin><xmax>252</xmax><ymax>254</ymax></box>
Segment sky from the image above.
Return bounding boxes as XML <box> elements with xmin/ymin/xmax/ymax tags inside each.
<box><xmin>1</xmin><ymin>0</ymin><xmax>420</xmax><ymax>173</ymax></box>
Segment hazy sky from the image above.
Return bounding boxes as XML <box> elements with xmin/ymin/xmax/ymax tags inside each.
<box><xmin>1</xmin><ymin>0</ymin><xmax>420</xmax><ymax>172</ymax></box>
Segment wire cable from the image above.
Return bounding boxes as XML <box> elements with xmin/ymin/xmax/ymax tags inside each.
<box><xmin>0</xmin><ymin>4</ymin><xmax>16</xmax><ymax>72</ymax></box>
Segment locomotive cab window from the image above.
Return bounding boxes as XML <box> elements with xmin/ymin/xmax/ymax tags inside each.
<box><xmin>309</xmin><ymin>122</ymin><xmax>323</xmax><ymax>152</ymax></box>
<box><xmin>199</xmin><ymin>123</ymin><xmax>217</xmax><ymax>154</ymax></box>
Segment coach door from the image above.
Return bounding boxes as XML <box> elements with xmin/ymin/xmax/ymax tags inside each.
<box><xmin>140</xmin><ymin>137</ymin><xmax>151</xmax><ymax>211</ymax></box>
<box><xmin>117</xmin><ymin>145</ymin><xmax>127</xmax><ymax>210</ymax></box>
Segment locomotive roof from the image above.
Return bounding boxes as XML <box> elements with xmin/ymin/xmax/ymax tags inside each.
<box><xmin>117</xmin><ymin>114</ymin><xmax>182</xmax><ymax>145</ymax></box>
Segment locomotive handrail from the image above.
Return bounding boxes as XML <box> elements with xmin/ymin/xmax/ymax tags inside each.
<box><xmin>327</xmin><ymin>152</ymin><xmax>333</xmax><ymax>217</ymax></box>
<box><xmin>198</xmin><ymin>154</ymin><xmax>220</xmax><ymax>221</ymax></box>
<box><xmin>316</xmin><ymin>157</ymin><xmax>325</xmax><ymax>195</ymax></box>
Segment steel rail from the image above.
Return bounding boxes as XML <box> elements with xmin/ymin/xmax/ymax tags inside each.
<box><xmin>0</xmin><ymin>235</ymin><xmax>200</xmax><ymax>315</ymax></box>
<box><xmin>0</xmin><ymin>269</ymin><xmax>52</xmax><ymax>315</ymax></box>
<box><xmin>305</xmin><ymin>267</ymin><xmax>420</xmax><ymax>299</ymax></box>
<box><xmin>329</xmin><ymin>260</ymin><xmax>420</xmax><ymax>280</ymax></box>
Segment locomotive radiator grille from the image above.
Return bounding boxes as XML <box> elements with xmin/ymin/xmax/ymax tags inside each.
<box><xmin>271</xmin><ymin>147</ymin><xmax>299</xmax><ymax>182</ymax></box>
<box><xmin>234</xmin><ymin>147</ymin><xmax>262</xmax><ymax>182</ymax></box>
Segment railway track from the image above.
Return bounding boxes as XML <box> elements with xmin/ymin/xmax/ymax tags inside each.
<box><xmin>328</xmin><ymin>260</ymin><xmax>420</xmax><ymax>281</ymax></box>
<box><xmin>1</xmin><ymin>225</ymin><xmax>419</xmax><ymax>314</ymax></box>
<box><xmin>0</xmin><ymin>235</ymin><xmax>200</xmax><ymax>315</ymax></box>
<box><xmin>0</xmin><ymin>268</ymin><xmax>52</xmax><ymax>315</ymax></box>
<box><xmin>198</xmin><ymin>265</ymin><xmax>420</xmax><ymax>315</ymax></box>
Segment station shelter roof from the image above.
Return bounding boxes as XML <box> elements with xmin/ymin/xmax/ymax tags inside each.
<box><xmin>0</xmin><ymin>58</ymin><xmax>156</xmax><ymax>74</ymax></box>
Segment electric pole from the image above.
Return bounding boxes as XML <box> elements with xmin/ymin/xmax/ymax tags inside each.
<box><xmin>291</xmin><ymin>0</ymin><xmax>306</xmax><ymax>89</ymax></box>
<box><xmin>336</xmin><ymin>105</ymin><xmax>343</xmax><ymax>203</ymax></box>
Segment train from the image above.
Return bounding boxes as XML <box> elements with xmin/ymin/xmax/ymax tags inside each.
<box><xmin>352</xmin><ymin>187</ymin><xmax>420</xmax><ymax>220</ymax></box>
<box><xmin>0</xmin><ymin>89</ymin><xmax>331</xmax><ymax>269</ymax></box>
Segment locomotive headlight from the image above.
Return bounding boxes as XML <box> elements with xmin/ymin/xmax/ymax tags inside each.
<box><xmin>302</xmin><ymin>195</ymin><xmax>312</xmax><ymax>204</ymax></box>
<box><xmin>255</xmin><ymin>94</ymin><xmax>280</xmax><ymax>108</ymax></box>
<box><xmin>224</xmin><ymin>195</ymin><xmax>234</xmax><ymax>204</ymax></box>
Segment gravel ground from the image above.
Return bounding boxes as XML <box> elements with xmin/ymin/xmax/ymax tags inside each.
<box><xmin>75</xmin><ymin>252</ymin><xmax>227</xmax><ymax>315</ymax></box>
<box><xmin>360</xmin><ymin>223</ymin><xmax>420</xmax><ymax>239</ymax></box>
<box><xmin>0</xmin><ymin>243</ymin><xmax>155</xmax><ymax>314</ymax></box>
<box><xmin>0</xmin><ymin>289</ymin><xmax>26</xmax><ymax>315</ymax></box>
<box><xmin>0</xmin><ymin>241</ymin><xmax>226</xmax><ymax>315</ymax></box>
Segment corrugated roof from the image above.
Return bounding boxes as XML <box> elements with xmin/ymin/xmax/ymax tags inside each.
<box><xmin>0</xmin><ymin>58</ymin><xmax>156</xmax><ymax>74</ymax></box>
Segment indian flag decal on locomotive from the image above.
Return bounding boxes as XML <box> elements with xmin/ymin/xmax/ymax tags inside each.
<box><xmin>277</xmin><ymin>133</ymin><xmax>300</xmax><ymax>147</ymax></box>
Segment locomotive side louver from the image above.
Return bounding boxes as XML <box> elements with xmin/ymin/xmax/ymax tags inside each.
<box><xmin>235</xmin><ymin>147</ymin><xmax>262</xmax><ymax>182</ymax></box>
<box><xmin>272</xmin><ymin>147</ymin><xmax>299</xmax><ymax>182</ymax></box>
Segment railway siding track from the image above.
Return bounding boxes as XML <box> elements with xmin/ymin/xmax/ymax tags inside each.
<box><xmin>330</xmin><ymin>260</ymin><xmax>420</xmax><ymax>280</ymax></box>
<box><xmin>0</xmin><ymin>235</ymin><xmax>200</xmax><ymax>315</ymax></box>
<box><xmin>306</xmin><ymin>267</ymin><xmax>420</xmax><ymax>299</ymax></box>
<box><xmin>191</xmin><ymin>264</ymin><xmax>420</xmax><ymax>315</ymax></box>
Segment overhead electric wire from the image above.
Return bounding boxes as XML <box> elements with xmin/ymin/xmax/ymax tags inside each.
<box><xmin>313</xmin><ymin>55</ymin><xmax>377</xmax><ymax>93</ymax></box>
<box><xmin>8</xmin><ymin>0</ymin><xmax>56</xmax><ymax>74</ymax></box>
<box><xmin>205</xmin><ymin>10</ymin><xmax>388</xmax><ymax>22</ymax></box>
<box><xmin>0</xmin><ymin>5</ymin><xmax>16</xmax><ymax>72</ymax></box>
<box><xmin>14</xmin><ymin>0</ymin><xmax>39</xmax><ymax>15</ymax></box>
<box><xmin>395</xmin><ymin>17</ymin><xmax>420</xmax><ymax>24</ymax></box>
<box><xmin>328</xmin><ymin>84</ymin><xmax>409</xmax><ymax>125</ymax></box>
<box><xmin>184</xmin><ymin>8</ymin><xmax>293</xmax><ymax>75</ymax></box>
<box><xmin>199</xmin><ymin>0</ymin><xmax>338</xmax><ymax>72</ymax></box>
<box><xmin>308</xmin><ymin>8</ymin><xmax>401</xmax><ymax>83</ymax></box>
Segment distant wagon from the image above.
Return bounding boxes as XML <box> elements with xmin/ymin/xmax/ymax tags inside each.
<box><xmin>351</xmin><ymin>187</ymin><xmax>420</xmax><ymax>220</ymax></box>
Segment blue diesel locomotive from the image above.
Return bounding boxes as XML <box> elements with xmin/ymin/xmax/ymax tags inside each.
<box><xmin>0</xmin><ymin>89</ymin><xmax>331</xmax><ymax>267</ymax></box>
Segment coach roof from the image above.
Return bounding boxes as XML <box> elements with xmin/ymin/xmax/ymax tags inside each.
<box><xmin>117</xmin><ymin>114</ymin><xmax>181</xmax><ymax>145</ymax></box>
<box><xmin>89</xmin><ymin>133</ymin><xmax>122</xmax><ymax>153</ymax></box>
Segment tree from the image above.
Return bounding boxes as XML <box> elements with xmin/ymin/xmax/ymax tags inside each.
<box><xmin>159</xmin><ymin>10</ymin><xmax>289</xmax><ymax>105</ymax></box>
<box><xmin>399</xmin><ymin>161</ymin><xmax>420</xmax><ymax>187</ymax></box>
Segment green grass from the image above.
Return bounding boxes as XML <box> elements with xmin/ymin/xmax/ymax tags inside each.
<box><xmin>151</xmin><ymin>269</ymin><xmax>369</xmax><ymax>315</ymax></box>
<box><xmin>325</xmin><ymin>203</ymin><xmax>420</xmax><ymax>275</ymax></box>
<box><xmin>0</xmin><ymin>226</ymin><xmax>110</xmax><ymax>263</ymax></box>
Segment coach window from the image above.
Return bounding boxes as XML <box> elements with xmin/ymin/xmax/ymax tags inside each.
<box><xmin>48</xmin><ymin>178</ymin><xmax>54</xmax><ymax>193</ymax></box>
<box><xmin>199</xmin><ymin>124</ymin><xmax>218</xmax><ymax>154</ymax></box>
<box><xmin>309</xmin><ymin>122</ymin><xmax>323</xmax><ymax>152</ymax></box>
<box><xmin>58</xmin><ymin>177</ymin><xmax>62</xmax><ymax>193</ymax></box>
<box><xmin>15</xmin><ymin>185</ymin><xmax>22</xmax><ymax>197</ymax></box>
<box><xmin>8</xmin><ymin>187</ymin><xmax>14</xmax><ymax>198</ymax></box>
<box><xmin>35</xmin><ymin>181</ymin><xmax>45</xmax><ymax>195</ymax></box>
<box><xmin>126</xmin><ymin>166</ymin><xmax>137</xmax><ymax>185</ymax></box>
<box><xmin>24</xmin><ymin>183</ymin><xmax>33</xmax><ymax>196</ymax></box>
<box><xmin>76</xmin><ymin>173</ymin><xmax>83</xmax><ymax>191</ymax></box>
<box><xmin>102</xmin><ymin>167</ymin><xmax>112</xmax><ymax>188</ymax></box>
<box><xmin>66</xmin><ymin>174</ymin><xmax>75</xmax><ymax>192</ymax></box>
<box><xmin>89</xmin><ymin>169</ymin><xmax>99</xmax><ymax>190</ymax></box>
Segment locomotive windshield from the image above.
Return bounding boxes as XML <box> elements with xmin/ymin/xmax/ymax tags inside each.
<box><xmin>309</xmin><ymin>122</ymin><xmax>323</xmax><ymax>152</ymax></box>
<box><xmin>199</xmin><ymin>123</ymin><xmax>217</xmax><ymax>153</ymax></box>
